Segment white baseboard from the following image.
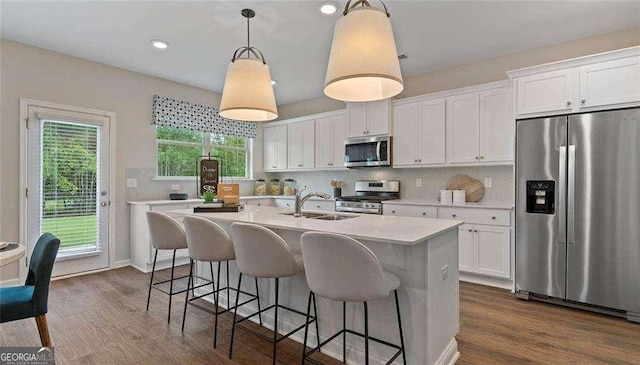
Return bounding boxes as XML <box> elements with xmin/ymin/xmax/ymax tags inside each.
<box><xmin>435</xmin><ymin>339</ymin><xmax>460</xmax><ymax>365</ymax></box>
<box><xmin>0</xmin><ymin>278</ymin><xmax>21</xmax><ymax>287</ymax></box>
<box><xmin>114</xmin><ymin>259</ymin><xmax>131</xmax><ymax>268</ymax></box>
<box><xmin>459</xmin><ymin>272</ymin><xmax>513</xmax><ymax>290</ymax></box>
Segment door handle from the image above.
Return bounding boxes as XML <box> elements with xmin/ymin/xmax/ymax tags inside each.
<box><xmin>376</xmin><ymin>141</ymin><xmax>382</xmax><ymax>162</ymax></box>
<box><xmin>558</xmin><ymin>145</ymin><xmax>567</xmax><ymax>243</ymax></box>
<box><xmin>567</xmin><ymin>145</ymin><xmax>576</xmax><ymax>244</ymax></box>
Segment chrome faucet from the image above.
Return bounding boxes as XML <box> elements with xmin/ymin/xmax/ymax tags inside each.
<box><xmin>294</xmin><ymin>186</ymin><xmax>331</xmax><ymax>218</ymax></box>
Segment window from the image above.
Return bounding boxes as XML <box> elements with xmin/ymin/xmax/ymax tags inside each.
<box><xmin>157</xmin><ymin>126</ymin><xmax>250</xmax><ymax>178</ymax></box>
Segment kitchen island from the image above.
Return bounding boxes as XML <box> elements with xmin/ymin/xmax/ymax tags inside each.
<box><xmin>171</xmin><ymin>205</ymin><xmax>463</xmax><ymax>365</ymax></box>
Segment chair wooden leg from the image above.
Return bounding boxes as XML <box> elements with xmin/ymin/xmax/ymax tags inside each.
<box><xmin>35</xmin><ymin>315</ymin><xmax>52</xmax><ymax>348</ymax></box>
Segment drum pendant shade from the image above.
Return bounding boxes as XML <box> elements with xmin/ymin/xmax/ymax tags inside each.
<box><xmin>324</xmin><ymin>6</ymin><xmax>403</xmax><ymax>102</ymax></box>
<box><xmin>219</xmin><ymin>8</ymin><xmax>278</xmax><ymax>122</ymax></box>
<box><xmin>220</xmin><ymin>58</ymin><xmax>278</xmax><ymax>121</ymax></box>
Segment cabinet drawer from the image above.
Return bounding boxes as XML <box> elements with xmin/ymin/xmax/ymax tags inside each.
<box><xmin>151</xmin><ymin>204</ymin><xmax>189</xmax><ymax>215</ymax></box>
<box><xmin>302</xmin><ymin>200</ymin><xmax>335</xmax><ymax>212</ymax></box>
<box><xmin>384</xmin><ymin>204</ymin><xmax>438</xmax><ymax>218</ymax></box>
<box><xmin>438</xmin><ymin>207</ymin><xmax>510</xmax><ymax>226</ymax></box>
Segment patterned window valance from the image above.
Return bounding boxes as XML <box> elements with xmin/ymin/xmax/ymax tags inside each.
<box><xmin>152</xmin><ymin>95</ymin><xmax>257</xmax><ymax>138</ymax></box>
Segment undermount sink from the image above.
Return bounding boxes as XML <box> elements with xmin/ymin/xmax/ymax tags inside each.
<box><xmin>279</xmin><ymin>212</ymin><xmax>356</xmax><ymax>220</ymax></box>
<box><xmin>312</xmin><ymin>215</ymin><xmax>355</xmax><ymax>221</ymax></box>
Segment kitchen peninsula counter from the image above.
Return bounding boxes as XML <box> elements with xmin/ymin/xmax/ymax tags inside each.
<box><xmin>171</xmin><ymin>205</ymin><xmax>463</xmax><ymax>365</ymax></box>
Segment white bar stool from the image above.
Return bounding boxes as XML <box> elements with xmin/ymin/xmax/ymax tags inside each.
<box><xmin>145</xmin><ymin>211</ymin><xmax>190</xmax><ymax>323</ymax></box>
<box><xmin>300</xmin><ymin>232</ymin><xmax>406</xmax><ymax>365</ymax></box>
<box><xmin>229</xmin><ymin>222</ymin><xmax>320</xmax><ymax>365</ymax></box>
<box><xmin>181</xmin><ymin>216</ymin><xmax>261</xmax><ymax>348</ymax></box>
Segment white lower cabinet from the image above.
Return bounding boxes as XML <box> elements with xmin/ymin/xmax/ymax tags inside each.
<box><xmin>458</xmin><ymin>224</ymin><xmax>510</xmax><ymax>279</ymax></box>
<box><xmin>244</xmin><ymin>199</ymin><xmax>274</xmax><ymax>207</ymax></box>
<box><xmin>383</xmin><ymin>204</ymin><xmax>437</xmax><ymax>218</ymax></box>
<box><xmin>129</xmin><ymin>202</ymin><xmax>197</xmax><ymax>273</ymax></box>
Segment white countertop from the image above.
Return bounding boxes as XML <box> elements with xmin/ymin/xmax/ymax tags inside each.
<box><xmin>171</xmin><ymin>205</ymin><xmax>463</xmax><ymax>246</ymax></box>
<box><xmin>127</xmin><ymin>195</ymin><xmax>336</xmax><ymax>206</ymax></box>
<box><xmin>383</xmin><ymin>199</ymin><xmax>514</xmax><ymax>210</ymax></box>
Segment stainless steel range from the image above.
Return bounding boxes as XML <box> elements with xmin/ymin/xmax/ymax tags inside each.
<box><xmin>335</xmin><ymin>180</ymin><xmax>400</xmax><ymax>215</ymax></box>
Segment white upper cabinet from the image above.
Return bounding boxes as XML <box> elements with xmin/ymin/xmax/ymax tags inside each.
<box><xmin>510</xmin><ymin>47</ymin><xmax>640</xmax><ymax>117</ymax></box>
<box><xmin>263</xmin><ymin>124</ymin><xmax>287</xmax><ymax>171</ymax></box>
<box><xmin>579</xmin><ymin>56</ymin><xmax>640</xmax><ymax>108</ymax></box>
<box><xmin>287</xmin><ymin>120</ymin><xmax>315</xmax><ymax>170</ymax></box>
<box><xmin>515</xmin><ymin>69</ymin><xmax>573</xmax><ymax>116</ymax></box>
<box><xmin>446</xmin><ymin>93</ymin><xmax>481</xmax><ymax>164</ymax></box>
<box><xmin>392</xmin><ymin>103</ymin><xmax>419</xmax><ymax>166</ymax></box>
<box><xmin>393</xmin><ymin>98</ymin><xmax>445</xmax><ymax>167</ymax></box>
<box><xmin>446</xmin><ymin>87</ymin><xmax>514</xmax><ymax>165</ymax></box>
<box><xmin>347</xmin><ymin>99</ymin><xmax>391</xmax><ymax>137</ymax></box>
<box><xmin>480</xmin><ymin>87</ymin><xmax>514</xmax><ymax>163</ymax></box>
<box><xmin>315</xmin><ymin>112</ymin><xmax>348</xmax><ymax>169</ymax></box>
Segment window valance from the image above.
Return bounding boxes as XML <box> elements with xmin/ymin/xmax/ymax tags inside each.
<box><xmin>152</xmin><ymin>95</ymin><xmax>257</xmax><ymax>138</ymax></box>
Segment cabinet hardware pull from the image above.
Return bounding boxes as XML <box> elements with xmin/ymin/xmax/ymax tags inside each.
<box><xmin>317</xmin><ymin>205</ymin><xmax>321</xmax><ymax>208</ymax></box>
<box><xmin>392</xmin><ymin>210</ymin><xmax>396</xmax><ymax>213</ymax></box>
<box><xmin>468</xmin><ymin>229</ymin><xmax>473</xmax><ymax>232</ymax></box>
<box><xmin>480</xmin><ymin>156</ymin><xmax>484</xmax><ymax>160</ymax></box>
<box><xmin>581</xmin><ymin>99</ymin><xmax>586</xmax><ymax>104</ymax></box>
<box><xmin>475</xmin><ymin>156</ymin><xmax>479</xmax><ymax>160</ymax></box>
<box><xmin>567</xmin><ymin>101</ymin><xmax>572</xmax><ymax>107</ymax></box>
<box><xmin>474</xmin><ymin>229</ymin><xmax>478</xmax><ymax>232</ymax></box>
<box><xmin>422</xmin><ymin>212</ymin><xmax>426</xmax><ymax>216</ymax></box>
<box><xmin>491</xmin><ymin>216</ymin><xmax>496</xmax><ymax>220</ymax></box>
<box><xmin>452</xmin><ymin>214</ymin><xmax>457</xmax><ymax>217</ymax></box>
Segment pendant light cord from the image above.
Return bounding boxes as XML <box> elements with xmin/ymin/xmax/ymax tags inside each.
<box><xmin>246</xmin><ymin>15</ymin><xmax>250</xmax><ymax>49</ymax></box>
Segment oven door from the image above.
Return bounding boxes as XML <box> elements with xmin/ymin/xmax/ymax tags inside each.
<box><xmin>344</xmin><ymin>136</ymin><xmax>391</xmax><ymax>167</ymax></box>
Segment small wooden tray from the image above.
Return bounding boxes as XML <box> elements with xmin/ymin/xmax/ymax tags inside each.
<box><xmin>193</xmin><ymin>205</ymin><xmax>245</xmax><ymax>213</ymax></box>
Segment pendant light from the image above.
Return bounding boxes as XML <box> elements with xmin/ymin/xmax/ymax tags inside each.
<box><xmin>219</xmin><ymin>9</ymin><xmax>278</xmax><ymax>122</ymax></box>
<box><xmin>324</xmin><ymin>0</ymin><xmax>403</xmax><ymax>102</ymax></box>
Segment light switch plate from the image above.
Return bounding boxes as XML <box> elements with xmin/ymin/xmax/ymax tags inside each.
<box><xmin>416</xmin><ymin>178</ymin><xmax>423</xmax><ymax>187</ymax></box>
<box><xmin>126</xmin><ymin>178</ymin><xmax>137</xmax><ymax>188</ymax></box>
<box><xmin>484</xmin><ymin>177</ymin><xmax>492</xmax><ymax>188</ymax></box>
<box><xmin>171</xmin><ymin>184</ymin><xmax>181</xmax><ymax>191</ymax></box>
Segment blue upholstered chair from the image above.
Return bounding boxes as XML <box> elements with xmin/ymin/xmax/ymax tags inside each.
<box><xmin>0</xmin><ymin>233</ymin><xmax>60</xmax><ymax>347</ymax></box>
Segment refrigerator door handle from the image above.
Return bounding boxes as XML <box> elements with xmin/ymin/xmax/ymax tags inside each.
<box><xmin>558</xmin><ymin>145</ymin><xmax>567</xmax><ymax>243</ymax></box>
<box><xmin>567</xmin><ymin>144</ymin><xmax>576</xmax><ymax>244</ymax></box>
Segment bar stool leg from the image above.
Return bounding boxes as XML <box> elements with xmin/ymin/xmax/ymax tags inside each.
<box><xmin>181</xmin><ymin>259</ymin><xmax>194</xmax><ymax>331</ymax></box>
<box><xmin>146</xmin><ymin>250</ymin><xmax>158</xmax><ymax>311</ymax></box>
<box><xmin>272</xmin><ymin>278</ymin><xmax>279</xmax><ymax>365</ymax></box>
<box><xmin>394</xmin><ymin>290</ymin><xmax>407</xmax><ymax>365</ymax></box>
<box><xmin>167</xmin><ymin>249</ymin><xmax>177</xmax><ymax>323</ymax></box>
<box><xmin>255</xmin><ymin>278</ymin><xmax>263</xmax><ymax>325</ymax></box>
<box><xmin>229</xmin><ymin>273</ymin><xmax>243</xmax><ymax>359</ymax></box>
<box><xmin>343</xmin><ymin>301</ymin><xmax>347</xmax><ymax>363</ymax></box>
<box><xmin>364</xmin><ymin>301</ymin><xmax>369</xmax><ymax>365</ymax></box>
<box><xmin>213</xmin><ymin>261</ymin><xmax>221</xmax><ymax>348</ymax></box>
<box><xmin>312</xmin><ymin>293</ymin><xmax>321</xmax><ymax>353</ymax></box>
<box><xmin>226</xmin><ymin>261</ymin><xmax>230</xmax><ymax>309</ymax></box>
<box><xmin>301</xmin><ymin>291</ymin><xmax>313</xmax><ymax>365</ymax></box>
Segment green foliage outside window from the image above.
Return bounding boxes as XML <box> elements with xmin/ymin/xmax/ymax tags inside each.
<box><xmin>157</xmin><ymin>126</ymin><xmax>249</xmax><ymax>178</ymax></box>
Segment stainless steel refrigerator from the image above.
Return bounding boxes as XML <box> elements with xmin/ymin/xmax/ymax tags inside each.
<box><xmin>516</xmin><ymin>108</ymin><xmax>640</xmax><ymax>322</ymax></box>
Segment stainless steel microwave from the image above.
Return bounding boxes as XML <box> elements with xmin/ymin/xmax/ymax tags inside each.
<box><xmin>344</xmin><ymin>135</ymin><xmax>392</xmax><ymax>168</ymax></box>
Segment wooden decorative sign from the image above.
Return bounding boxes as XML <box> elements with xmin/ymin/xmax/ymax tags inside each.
<box><xmin>199</xmin><ymin>159</ymin><xmax>219</xmax><ymax>196</ymax></box>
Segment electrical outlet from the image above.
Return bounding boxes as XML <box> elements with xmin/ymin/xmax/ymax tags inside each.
<box><xmin>171</xmin><ymin>184</ymin><xmax>181</xmax><ymax>191</ymax></box>
<box><xmin>441</xmin><ymin>265</ymin><xmax>449</xmax><ymax>282</ymax></box>
<box><xmin>484</xmin><ymin>177</ymin><xmax>492</xmax><ymax>188</ymax></box>
<box><xmin>416</xmin><ymin>178</ymin><xmax>423</xmax><ymax>187</ymax></box>
<box><xmin>126</xmin><ymin>178</ymin><xmax>137</xmax><ymax>188</ymax></box>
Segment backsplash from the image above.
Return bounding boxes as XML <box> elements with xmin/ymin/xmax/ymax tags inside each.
<box><xmin>264</xmin><ymin>165</ymin><xmax>513</xmax><ymax>203</ymax></box>
<box><xmin>125</xmin><ymin>168</ymin><xmax>255</xmax><ymax>201</ymax></box>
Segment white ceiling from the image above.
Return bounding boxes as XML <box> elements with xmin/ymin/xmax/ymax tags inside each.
<box><xmin>2</xmin><ymin>1</ymin><xmax>639</xmax><ymax>105</ymax></box>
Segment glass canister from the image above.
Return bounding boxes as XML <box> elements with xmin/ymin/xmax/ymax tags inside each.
<box><xmin>269</xmin><ymin>179</ymin><xmax>282</xmax><ymax>196</ymax></box>
<box><xmin>254</xmin><ymin>179</ymin><xmax>266</xmax><ymax>196</ymax></box>
<box><xmin>283</xmin><ymin>179</ymin><xmax>296</xmax><ymax>196</ymax></box>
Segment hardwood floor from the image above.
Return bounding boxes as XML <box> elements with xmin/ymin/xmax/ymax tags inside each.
<box><xmin>1</xmin><ymin>266</ymin><xmax>638</xmax><ymax>364</ymax></box>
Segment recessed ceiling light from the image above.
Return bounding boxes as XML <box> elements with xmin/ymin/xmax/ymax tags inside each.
<box><xmin>271</xmin><ymin>80</ymin><xmax>277</xmax><ymax>85</ymax></box>
<box><xmin>151</xmin><ymin>39</ymin><xmax>169</xmax><ymax>50</ymax></box>
<box><xmin>319</xmin><ymin>2</ymin><xmax>337</xmax><ymax>15</ymax></box>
